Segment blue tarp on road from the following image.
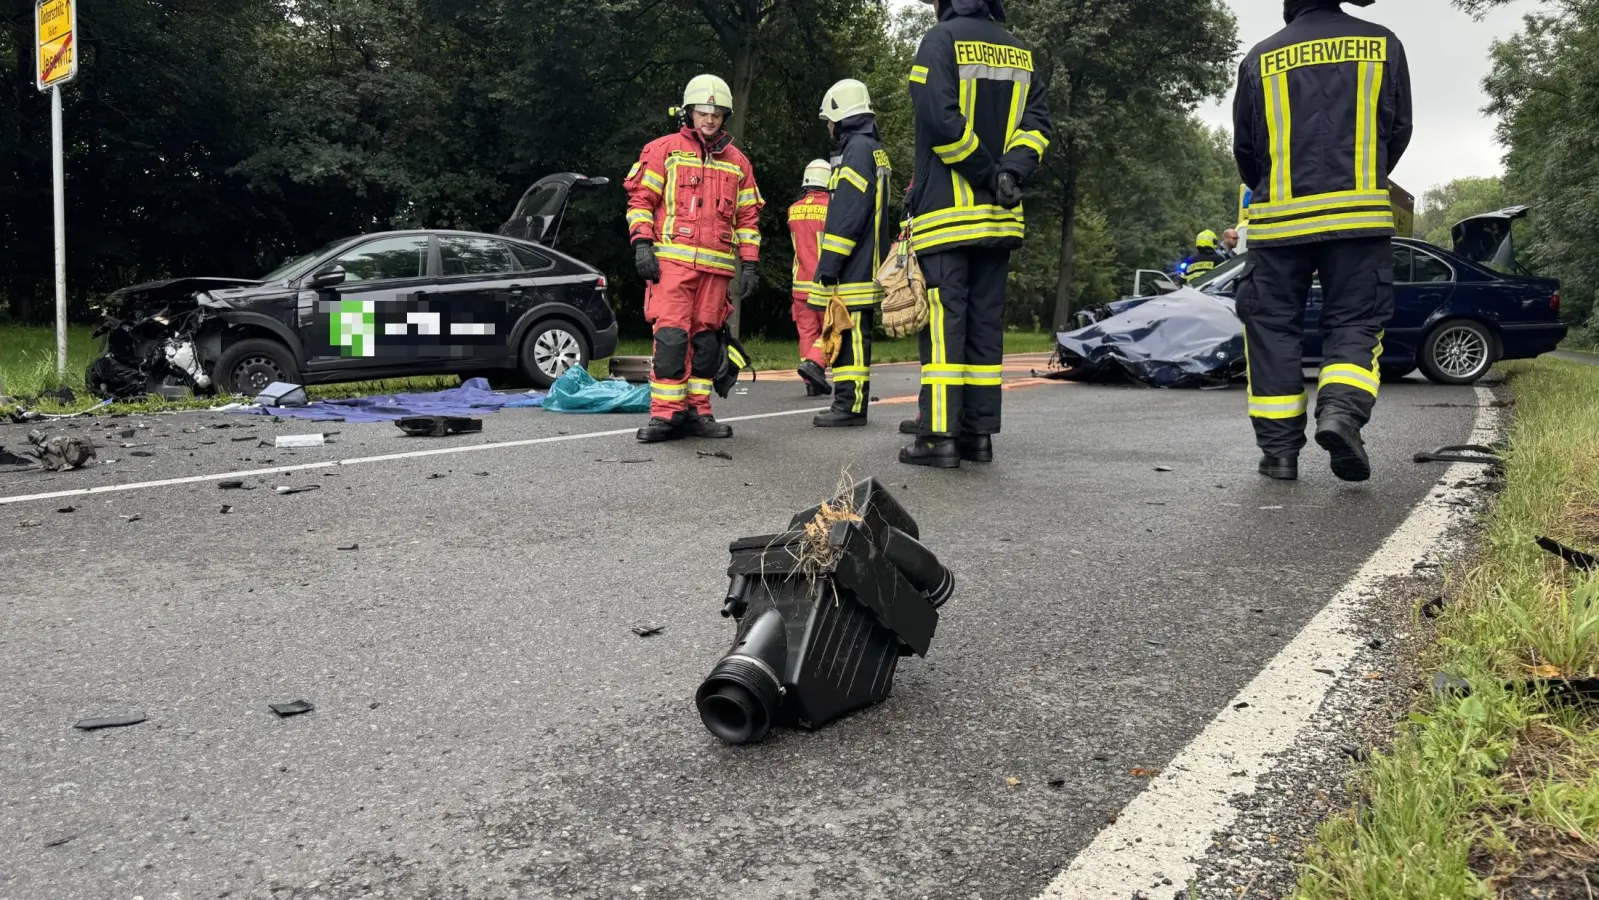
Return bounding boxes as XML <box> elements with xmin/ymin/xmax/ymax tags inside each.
<box><xmin>228</xmin><ymin>377</ymin><xmax>545</xmax><ymax>423</ymax></box>
<box><xmin>542</xmin><ymin>366</ymin><xmax>650</xmax><ymax>414</ymax></box>
<box><xmin>1055</xmin><ymin>288</ymin><xmax>1246</xmax><ymax>388</ymax></box>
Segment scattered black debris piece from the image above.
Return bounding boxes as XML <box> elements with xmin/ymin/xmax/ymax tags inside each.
<box><xmin>1145</xmin><ymin>640</ymin><xmax>1165</xmax><ymax>647</ymax></box>
<box><xmin>1420</xmin><ymin>595</ymin><xmax>1448</xmax><ymax>619</ymax></box>
<box><xmin>632</xmin><ymin>625</ymin><xmax>666</xmax><ymax>638</ymax></box>
<box><xmin>1047</xmin><ymin>779</ymin><xmax>1066</xmax><ymax>789</ymax></box>
<box><xmin>218</xmin><ymin>480</ymin><xmax>255</xmax><ymax>490</ymax></box>
<box><xmin>1368</xmin><ymin>637</ymin><xmax>1385</xmax><ymax>650</ymax></box>
<box><xmin>368</xmin><ymin>702</ymin><xmax>381</xmax><ymax>710</ymax></box>
<box><xmin>274</xmin><ymin>485</ymin><xmax>321</xmax><ymax>495</ymax></box>
<box><xmin>1154</xmin><ymin>465</ymin><xmax>1173</xmax><ymax>472</ymax></box>
<box><xmin>230</xmin><ymin>436</ymin><xmax>257</xmax><ymax>442</ymax></box>
<box><xmin>1536</xmin><ymin>536</ymin><xmax>1599</xmax><ymax>571</ymax></box>
<box><xmin>120</xmin><ymin>514</ymin><xmax>142</xmax><ymax>523</ymax></box>
<box><xmin>1413</xmin><ymin>444</ymin><xmax>1503</xmax><ymax>468</ymax></box>
<box><xmin>269</xmin><ymin>700</ymin><xmax>314</xmax><ymax>717</ymax></box>
<box><xmin>696</xmin><ymin>450</ymin><xmax>733</xmax><ymax>461</ymax></box>
<box><xmin>55</xmin><ymin>386</ymin><xmax>76</xmax><ymax>405</ymax></box>
<box><xmin>0</xmin><ymin>446</ymin><xmax>32</xmax><ymax>466</ymax></box>
<box><xmin>473</xmin><ymin>472</ymin><xmax>490</xmax><ymax>477</ymax></box>
<box><xmin>1339</xmin><ymin>745</ymin><xmax>1370</xmax><ymax>762</ymax></box>
<box><xmin>598</xmin><ymin>458</ymin><xmax>654</xmax><ymax>464</ymax></box>
<box><xmin>43</xmin><ymin>834</ymin><xmax>75</xmax><ymax>848</ymax></box>
<box><xmin>120</xmin><ymin>428</ymin><xmax>137</xmax><ymax>439</ymax></box>
<box><xmin>1233</xmin><ymin>702</ymin><xmax>1250</xmax><ymax>710</ymax></box>
<box><xmin>428</xmin><ymin>473</ymin><xmax>447</xmax><ymax>480</ymax></box>
<box><xmin>74</xmin><ymin>713</ymin><xmax>146</xmax><ymax>730</ymax></box>
<box><xmin>56</xmin><ymin>505</ymin><xmax>76</xmax><ymax>514</ymax></box>
<box><xmin>1313</xmin><ymin>667</ymin><xmax>1336</xmax><ymax>676</ymax></box>
<box><xmin>27</xmin><ymin>430</ymin><xmax>95</xmax><ymax>470</ymax></box>
<box><xmin>1432</xmin><ymin>672</ymin><xmax>1473</xmax><ymax>698</ymax></box>
<box><xmin>337</xmin><ymin>543</ymin><xmax>359</xmax><ymax>551</ymax></box>
<box><xmin>220</xmin><ymin>505</ymin><xmax>233</xmax><ymax>515</ymax></box>
<box><xmin>1091</xmin><ymin>754</ymin><xmax>1111</xmax><ymax>762</ymax></box>
<box><xmin>130</xmin><ymin>451</ymin><xmax>154</xmax><ymax>458</ymax></box>
<box><xmin>396</xmin><ymin>415</ymin><xmax>482</xmax><ymax>437</ymax></box>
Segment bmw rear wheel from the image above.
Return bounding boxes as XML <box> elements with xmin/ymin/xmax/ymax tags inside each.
<box><xmin>1418</xmin><ymin>320</ymin><xmax>1494</xmax><ymax>385</ymax></box>
<box><xmin>519</xmin><ymin>321</ymin><xmax>589</xmax><ymax>389</ymax></box>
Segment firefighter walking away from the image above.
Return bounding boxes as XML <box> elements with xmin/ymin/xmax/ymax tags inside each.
<box><xmin>789</xmin><ymin>159</ymin><xmax>834</xmax><ymax>397</ymax></box>
<box><xmin>811</xmin><ymin>79</ymin><xmax>893</xmax><ymax>427</ymax></box>
<box><xmin>1233</xmin><ymin>0</ymin><xmax>1411</xmax><ymax>481</ymax></box>
<box><xmin>625</xmin><ymin>74</ymin><xmax>765</xmax><ymax>443</ymax></box>
<box><xmin>902</xmin><ymin>0</ymin><xmax>1052</xmax><ymax>467</ymax></box>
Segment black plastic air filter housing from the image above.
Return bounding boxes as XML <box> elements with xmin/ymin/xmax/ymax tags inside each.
<box><xmin>695</xmin><ymin>478</ymin><xmax>954</xmax><ymax>743</ymax></box>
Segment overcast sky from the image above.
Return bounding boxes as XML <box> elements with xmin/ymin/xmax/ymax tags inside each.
<box><xmin>889</xmin><ymin>0</ymin><xmax>1540</xmax><ymax>200</ymax></box>
<box><xmin>1201</xmin><ymin>0</ymin><xmax>1539</xmax><ymax>199</ymax></box>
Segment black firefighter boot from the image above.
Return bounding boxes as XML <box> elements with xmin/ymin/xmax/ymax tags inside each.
<box><xmin>899</xmin><ymin>436</ymin><xmax>960</xmax><ymax>469</ymax></box>
<box><xmin>686</xmin><ymin>414</ymin><xmax>734</xmax><ymax>439</ymax></box>
<box><xmin>797</xmin><ymin>360</ymin><xmax>832</xmax><ymax>397</ymax></box>
<box><xmin>1258</xmin><ymin>455</ymin><xmax>1299</xmax><ymax>481</ymax></box>
<box><xmin>814</xmin><ymin>407</ymin><xmax>868</xmax><ymax>427</ymax></box>
<box><xmin>899</xmin><ymin>417</ymin><xmax>920</xmax><ymax>435</ymax></box>
<box><xmin>957</xmin><ymin>434</ymin><xmax>993</xmax><ymax>463</ymax></box>
<box><xmin>1315</xmin><ymin>414</ymin><xmax>1371</xmax><ymax>482</ymax></box>
<box><xmin>636</xmin><ymin>415</ymin><xmax>685</xmax><ymax>443</ymax></box>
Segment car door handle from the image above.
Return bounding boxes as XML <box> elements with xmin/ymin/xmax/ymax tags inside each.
<box><xmin>508</xmin><ymin>284</ymin><xmax>525</xmax><ymax>295</ymax></box>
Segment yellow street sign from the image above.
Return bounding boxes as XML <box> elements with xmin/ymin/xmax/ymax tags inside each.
<box><xmin>36</xmin><ymin>0</ymin><xmax>78</xmax><ymax>91</ymax></box>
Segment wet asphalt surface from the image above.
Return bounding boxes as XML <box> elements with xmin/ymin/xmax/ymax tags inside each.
<box><xmin>0</xmin><ymin>358</ymin><xmax>1477</xmax><ymax>900</ymax></box>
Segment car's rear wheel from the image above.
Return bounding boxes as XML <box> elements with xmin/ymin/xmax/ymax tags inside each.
<box><xmin>214</xmin><ymin>338</ymin><xmax>297</xmax><ymax>396</ymax></box>
<box><xmin>519</xmin><ymin>320</ymin><xmax>589</xmax><ymax>389</ymax></box>
<box><xmin>1418</xmin><ymin>320</ymin><xmax>1495</xmax><ymax>385</ymax></box>
<box><xmin>1379</xmin><ymin>364</ymin><xmax>1417</xmax><ymax>382</ymax></box>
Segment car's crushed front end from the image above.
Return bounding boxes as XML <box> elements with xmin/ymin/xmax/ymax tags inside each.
<box><xmin>86</xmin><ymin>277</ymin><xmax>262</xmax><ymax>399</ymax></box>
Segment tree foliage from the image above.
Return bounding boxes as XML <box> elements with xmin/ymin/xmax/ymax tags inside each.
<box><xmin>2</xmin><ymin>0</ymin><xmax>1241</xmax><ymax>345</ymax></box>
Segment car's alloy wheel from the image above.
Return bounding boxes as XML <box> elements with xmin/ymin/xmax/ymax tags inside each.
<box><xmin>1432</xmin><ymin>324</ymin><xmax>1490</xmax><ymax>380</ymax></box>
<box><xmin>532</xmin><ymin>327</ymin><xmax>583</xmax><ymax>379</ymax></box>
<box><xmin>232</xmin><ymin>354</ymin><xmax>289</xmax><ymax>393</ymax></box>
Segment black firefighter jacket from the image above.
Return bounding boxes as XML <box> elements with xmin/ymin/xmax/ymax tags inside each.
<box><xmin>906</xmin><ymin>0</ymin><xmax>1052</xmax><ymax>256</ymax></box>
<box><xmin>810</xmin><ymin>115</ymin><xmax>894</xmax><ymax>309</ymax></box>
<box><xmin>1232</xmin><ymin>4</ymin><xmax>1413</xmax><ymax>247</ymax></box>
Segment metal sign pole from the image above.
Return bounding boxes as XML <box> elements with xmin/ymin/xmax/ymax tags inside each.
<box><xmin>52</xmin><ymin>82</ymin><xmax>66</xmax><ymax>378</ymax></box>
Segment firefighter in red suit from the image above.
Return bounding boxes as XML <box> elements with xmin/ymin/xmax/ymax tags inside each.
<box><xmin>788</xmin><ymin>159</ymin><xmax>834</xmax><ymax>396</ymax></box>
<box><xmin>625</xmin><ymin>74</ymin><xmax>765</xmax><ymax>443</ymax></box>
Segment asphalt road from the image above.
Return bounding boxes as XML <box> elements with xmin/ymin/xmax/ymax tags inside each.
<box><xmin>0</xmin><ymin>358</ymin><xmax>1479</xmax><ymax>900</ymax></box>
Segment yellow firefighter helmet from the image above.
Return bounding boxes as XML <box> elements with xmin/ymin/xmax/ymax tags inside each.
<box><xmin>819</xmin><ymin>79</ymin><xmax>873</xmax><ymax>122</ymax></box>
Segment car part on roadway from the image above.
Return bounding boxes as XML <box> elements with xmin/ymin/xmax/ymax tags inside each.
<box><xmin>396</xmin><ymin>415</ymin><xmax>483</xmax><ymax>437</ymax></box>
<box><xmin>1413</xmin><ymin>443</ymin><xmax>1503</xmax><ymax>470</ymax></box>
<box><xmin>696</xmin><ymin>478</ymin><xmax>953</xmax><ymax>744</ymax></box>
<box><xmin>27</xmin><ymin>430</ymin><xmax>96</xmax><ymax>471</ymax></box>
<box><xmin>1418</xmin><ymin>319</ymin><xmax>1494</xmax><ymax>385</ymax></box>
<box><xmin>519</xmin><ymin>320</ymin><xmax>589</xmax><ymax>389</ymax></box>
<box><xmin>254</xmin><ymin>381</ymin><xmax>308</xmax><ymax>408</ymax></box>
<box><xmin>217</xmin><ymin>339</ymin><xmax>298</xmax><ymax>396</ymax></box>
<box><xmin>608</xmin><ymin>356</ymin><xmax>653</xmax><ymax>384</ymax></box>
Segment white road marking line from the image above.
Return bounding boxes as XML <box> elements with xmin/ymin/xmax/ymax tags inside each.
<box><xmin>1036</xmin><ymin>386</ymin><xmax>1502</xmax><ymax>899</ymax></box>
<box><xmin>0</xmin><ymin>406</ymin><xmax>829</xmax><ymax>507</ymax></box>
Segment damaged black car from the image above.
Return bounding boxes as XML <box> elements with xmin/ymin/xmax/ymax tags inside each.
<box><xmin>87</xmin><ymin>173</ymin><xmax>618</xmax><ymax>399</ymax></box>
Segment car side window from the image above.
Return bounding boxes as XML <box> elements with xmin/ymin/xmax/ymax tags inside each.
<box><xmin>334</xmin><ymin>236</ymin><xmax>430</xmax><ymax>283</ymax></box>
<box><xmin>1411</xmin><ymin>249</ymin><xmax>1454</xmax><ymax>284</ymax></box>
<box><xmin>509</xmin><ymin>244</ymin><xmax>554</xmax><ymax>273</ymax></box>
<box><xmin>1390</xmin><ymin>245</ymin><xmax>1414</xmax><ymax>283</ymax></box>
<box><xmin>440</xmin><ymin>237</ymin><xmax>517</xmax><ymax>277</ymax></box>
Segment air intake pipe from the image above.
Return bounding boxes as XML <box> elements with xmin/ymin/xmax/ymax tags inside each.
<box><xmin>695</xmin><ymin>478</ymin><xmax>954</xmax><ymax>744</ymax></box>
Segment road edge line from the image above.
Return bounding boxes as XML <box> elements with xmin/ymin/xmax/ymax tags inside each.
<box><xmin>1034</xmin><ymin>386</ymin><xmax>1502</xmax><ymax>899</ymax></box>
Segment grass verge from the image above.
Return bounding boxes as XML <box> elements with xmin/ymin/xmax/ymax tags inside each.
<box><xmin>1293</xmin><ymin>357</ymin><xmax>1599</xmax><ymax>899</ymax></box>
<box><xmin>1</xmin><ymin>324</ymin><xmax>1057</xmax><ymax>416</ymax></box>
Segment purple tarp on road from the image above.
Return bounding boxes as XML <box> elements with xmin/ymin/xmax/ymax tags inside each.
<box><xmin>227</xmin><ymin>377</ymin><xmax>544</xmax><ymax>423</ymax></box>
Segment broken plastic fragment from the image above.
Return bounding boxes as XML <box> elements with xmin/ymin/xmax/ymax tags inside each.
<box><xmin>269</xmin><ymin>700</ymin><xmax>314</xmax><ymax>717</ymax></box>
<box><xmin>632</xmin><ymin>625</ymin><xmax>665</xmax><ymax>638</ymax></box>
<box><xmin>274</xmin><ymin>485</ymin><xmax>322</xmax><ymax>495</ymax></box>
<box><xmin>696</xmin><ymin>450</ymin><xmax>734</xmax><ymax>461</ymax></box>
<box><xmin>1536</xmin><ymin>536</ymin><xmax>1599</xmax><ymax>571</ymax></box>
<box><xmin>275</xmin><ymin>434</ymin><xmax>326</xmax><ymax>449</ymax></box>
<box><xmin>337</xmin><ymin>543</ymin><xmax>359</xmax><ymax>551</ymax></box>
<box><xmin>56</xmin><ymin>506</ymin><xmax>76</xmax><ymax>514</ymax></box>
<box><xmin>74</xmin><ymin>713</ymin><xmax>146</xmax><ymax>730</ymax></box>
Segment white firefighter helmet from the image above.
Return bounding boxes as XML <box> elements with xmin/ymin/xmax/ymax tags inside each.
<box><xmin>802</xmin><ymin>159</ymin><xmax>832</xmax><ymax>189</ymax></box>
<box><xmin>683</xmin><ymin>74</ymin><xmax>734</xmax><ymax>115</ymax></box>
<box><xmin>819</xmin><ymin>79</ymin><xmax>872</xmax><ymax>122</ymax></box>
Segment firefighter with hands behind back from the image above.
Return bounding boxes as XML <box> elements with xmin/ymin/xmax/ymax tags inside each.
<box><xmin>624</xmin><ymin>74</ymin><xmax>765</xmax><ymax>443</ymax></box>
<box><xmin>789</xmin><ymin>159</ymin><xmax>834</xmax><ymax>397</ymax></box>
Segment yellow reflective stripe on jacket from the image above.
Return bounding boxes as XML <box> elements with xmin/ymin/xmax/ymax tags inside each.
<box><xmin>832</xmin><ymin>166</ymin><xmax>868</xmax><ymax>193</ymax></box>
<box><xmin>911</xmin><ymin>222</ymin><xmax>1026</xmax><ymax>254</ymax></box>
<box><xmin>1249</xmin><ymin>190</ymin><xmax>1390</xmax><ymax>218</ymax></box>
<box><xmin>626</xmin><ymin>209</ymin><xmax>653</xmax><ymax>227</ymax></box>
<box><xmin>935</xmin><ymin>77</ymin><xmax>981</xmax><ymax>165</ymax></box>
<box><xmin>640</xmin><ymin>170</ymin><xmax>665</xmax><ymax>194</ymax></box>
<box><xmin>908</xmin><ymin>65</ymin><xmax>929</xmax><ymax>85</ymax></box>
<box><xmin>738</xmin><ymin>187</ymin><xmax>760</xmax><ymax>208</ymax></box>
<box><xmin>654</xmin><ymin>243</ymin><xmax>737</xmax><ymax>272</ymax></box>
<box><xmin>1005</xmin><ymin>129</ymin><xmax>1048</xmax><ymax>156</ymax></box>
<box><xmin>806</xmin><ymin>281</ymin><xmax>881</xmax><ymax>308</ymax></box>
<box><xmin>734</xmin><ymin>227</ymin><xmax>761</xmax><ymax>246</ymax></box>
<box><xmin>820</xmin><ymin>233</ymin><xmax>858</xmax><ymax>255</ymax></box>
<box><xmin>1247</xmin><ymin>392</ymin><xmax>1309</xmax><ymax>419</ymax></box>
<box><xmin>1319</xmin><ymin>363</ymin><xmax>1380</xmax><ymax>397</ymax></box>
<box><xmin>1263</xmin><ymin>71</ymin><xmax>1293</xmax><ymax>202</ymax></box>
<box><xmin>1249</xmin><ymin>209</ymin><xmax>1395</xmax><ymax>242</ymax></box>
<box><xmin>965</xmin><ymin>364</ymin><xmax>1003</xmax><ymax>386</ymax></box>
<box><xmin>1355</xmin><ymin>60</ymin><xmax>1383</xmax><ymax>192</ymax></box>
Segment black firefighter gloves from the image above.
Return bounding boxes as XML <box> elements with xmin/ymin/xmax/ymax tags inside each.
<box><xmin>634</xmin><ymin>240</ymin><xmax>661</xmax><ymax>283</ymax></box>
<box><xmin>695</xmin><ymin>478</ymin><xmax>955</xmax><ymax>744</ymax></box>
<box><xmin>995</xmin><ymin>170</ymin><xmax>1024</xmax><ymax>210</ymax></box>
<box><xmin>737</xmin><ymin>260</ymin><xmax>760</xmax><ymax>302</ymax></box>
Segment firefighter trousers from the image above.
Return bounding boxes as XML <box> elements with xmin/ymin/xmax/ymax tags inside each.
<box><xmin>916</xmin><ymin>248</ymin><xmax>1009</xmax><ymax>436</ymax></box>
<box><xmin>1235</xmin><ymin>236</ymin><xmax>1395</xmax><ymax>458</ymax></box>
<box><xmin>646</xmin><ymin>261</ymin><xmax>732</xmax><ymax>421</ymax></box>
<box><xmin>791</xmin><ymin>297</ymin><xmax>827</xmax><ymax>367</ymax></box>
<box><xmin>830</xmin><ymin>309</ymin><xmax>872</xmax><ymax>415</ymax></box>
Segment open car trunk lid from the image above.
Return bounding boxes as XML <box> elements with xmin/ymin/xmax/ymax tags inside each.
<box><xmin>498</xmin><ymin>172</ymin><xmax>610</xmax><ymax>248</ymax></box>
<box><xmin>1452</xmin><ymin>205</ymin><xmax>1531</xmax><ymax>272</ymax></box>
